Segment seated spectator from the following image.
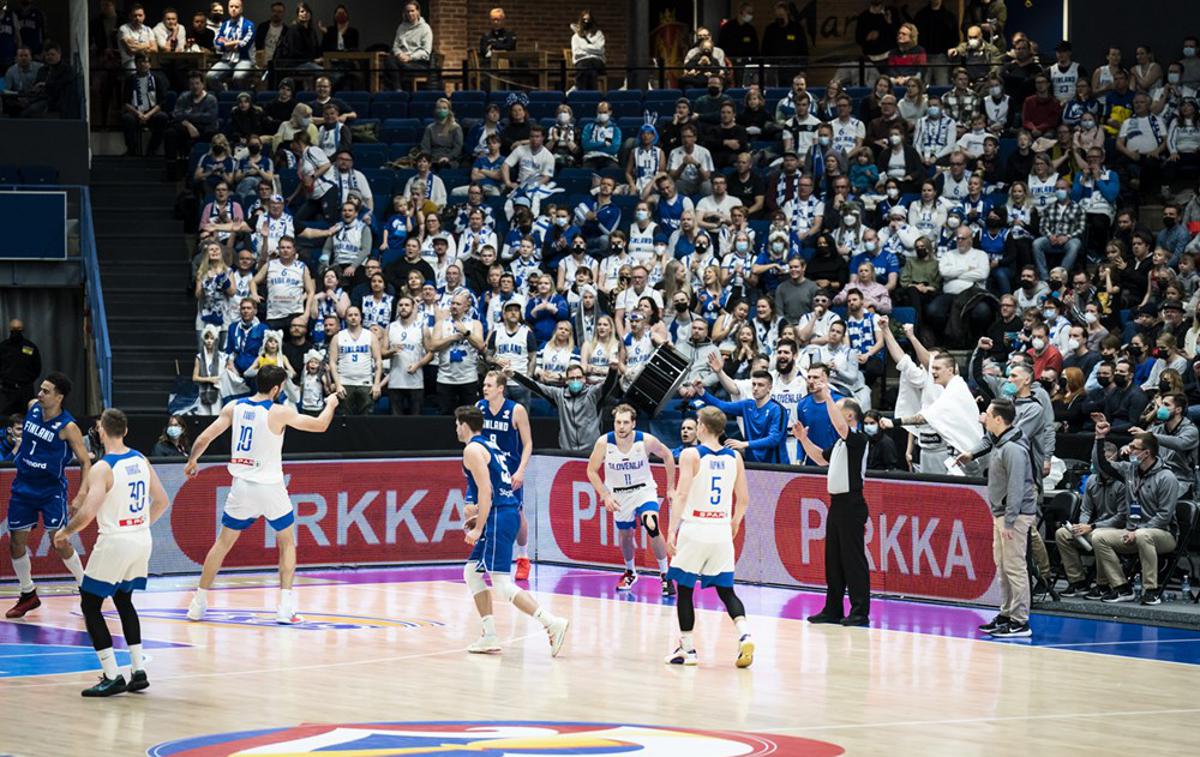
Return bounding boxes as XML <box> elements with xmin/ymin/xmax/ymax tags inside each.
<box><xmin>1116</xmin><ymin>93</ymin><xmax>1168</xmax><ymax>195</ymax></box>
<box><xmin>228</xmin><ymin>91</ymin><xmax>267</xmax><ymax>146</ymax></box>
<box><xmin>1090</xmin><ymin>423</ymin><xmax>1179</xmax><ymax>605</ymax></box>
<box><xmin>207</xmin><ymin>0</ymin><xmax>255</xmax><ymax>89</ymax></box>
<box><xmin>1021</xmin><ymin>73</ymin><xmax>1062</xmax><ymax>138</ymax></box>
<box><xmin>667</xmin><ymin>124</ymin><xmax>715</xmax><ymax>197</ymax></box>
<box><xmin>164</xmin><ymin>72</ymin><xmax>218</xmax><ymax>177</ymax></box>
<box><xmin>1165</xmin><ymin>98</ymin><xmax>1200</xmax><ymax>184</ymax></box>
<box><xmin>1055</xmin><ymin>439</ymin><xmax>1126</xmax><ymax>596</ymax></box>
<box><xmin>254</xmin><ymin>1</ymin><xmax>287</xmax><ymax>61</ymax></box>
<box><xmin>273</xmin><ymin>2</ymin><xmax>323</xmax><ymax>79</ymax></box>
<box><xmin>1032</xmin><ymin>177</ymin><xmax>1084</xmax><ymax>278</ymax></box>
<box><xmin>120</xmin><ymin>53</ymin><xmax>168</xmax><ymax>157</ymax></box>
<box><xmin>19</xmin><ymin>41</ymin><xmax>75</xmax><ymax>118</ymax></box>
<box><xmin>152</xmin><ymin>7</ymin><xmax>187</xmax><ymax>54</ymax></box>
<box><xmin>547</xmin><ymin>104</ymin><xmax>580</xmax><ymax>168</ymax></box>
<box><xmin>581</xmin><ymin>101</ymin><xmax>621</xmax><ymax>170</ymax></box>
<box><xmin>152</xmin><ymin>416</ymin><xmax>192</xmax><ymax>457</ymax></box>
<box><xmin>187</xmin><ymin>9</ymin><xmax>215</xmax><ymax>51</ymax></box>
<box><xmin>386</xmin><ymin>1</ymin><xmax>432</xmax><ymax>90</ymax></box>
<box><xmin>927</xmin><ymin>225</ymin><xmax>991</xmax><ymax>346</ymax></box>
<box><xmin>233</xmin><ymin>134</ymin><xmax>274</xmax><ymax>196</ymax></box>
<box><xmin>320</xmin><ymin>4</ymin><xmax>359</xmax><ymax>56</ymax></box>
<box><xmin>863</xmin><ymin>409</ymin><xmax>901</xmax><ymax>470</ymax></box>
<box><xmin>262</xmin><ymin>78</ymin><xmax>297</xmax><ymax>129</ymax></box>
<box><xmin>2</xmin><ymin>46</ymin><xmax>41</xmax><ymax>116</ymax></box>
<box><xmin>194</xmin><ymin>133</ymin><xmax>236</xmax><ymax>195</ymax></box>
<box><xmin>316</xmin><ymin>103</ymin><xmax>351</xmax><ymax>158</ymax></box>
<box><xmin>570</xmin><ymin>11</ymin><xmax>606</xmax><ymax>91</ymax></box>
<box><xmin>421</xmin><ymin>98</ymin><xmax>464</xmax><ymax>168</ymax></box>
<box><xmin>898</xmin><ymin>77</ymin><xmax>928</xmax><ymax>127</ymax></box>
<box><xmin>221</xmin><ymin>298</ymin><xmax>266</xmax><ymax>399</ymax></box>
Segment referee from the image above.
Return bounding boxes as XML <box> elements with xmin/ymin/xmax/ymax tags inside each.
<box><xmin>793</xmin><ymin>375</ymin><xmax>871</xmax><ymax>627</ymax></box>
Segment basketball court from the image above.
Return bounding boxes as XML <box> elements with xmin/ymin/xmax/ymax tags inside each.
<box><xmin>2</xmin><ymin>562</ymin><xmax>1197</xmax><ymax>756</ymax></box>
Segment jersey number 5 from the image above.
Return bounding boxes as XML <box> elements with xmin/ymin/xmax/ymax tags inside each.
<box><xmin>709</xmin><ymin>476</ymin><xmax>722</xmax><ymax>506</ymax></box>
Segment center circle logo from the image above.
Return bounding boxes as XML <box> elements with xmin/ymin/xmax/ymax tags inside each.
<box><xmin>148</xmin><ymin>721</ymin><xmax>844</xmax><ymax>756</ymax></box>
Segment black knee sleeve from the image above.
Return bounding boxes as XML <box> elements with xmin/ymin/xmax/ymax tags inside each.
<box><xmin>640</xmin><ymin>511</ymin><xmax>660</xmax><ymax>538</ymax></box>
<box><xmin>675</xmin><ymin>584</ymin><xmax>696</xmax><ymax>632</ymax></box>
<box><xmin>715</xmin><ymin>585</ymin><xmax>746</xmax><ymax>620</ymax></box>
<box><xmin>113</xmin><ymin>590</ymin><xmax>141</xmax><ymax>646</ymax></box>
<box><xmin>80</xmin><ymin>591</ymin><xmax>113</xmax><ymax>651</ymax></box>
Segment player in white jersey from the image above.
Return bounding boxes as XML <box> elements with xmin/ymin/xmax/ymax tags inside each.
<box><xmin>586</xmin><ymin>404</ymin><xmax>677</xmax><ymax>596</ymax></box>
<box><xmin>183</xmin><ymin>365</ymin><xmax>338</xmax><ymax>624</ymax></box>
<box><xmin>665</xmin><ymin>406</ymin><xmax>754</xmax><ymax>668</ymax></box>
<box><xmin>54</xmin><ymin>409</ymin><xmax>169</xmax><ymax>697</ymax></box>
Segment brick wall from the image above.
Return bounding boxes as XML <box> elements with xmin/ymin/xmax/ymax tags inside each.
<box><xmin>430</xmin><ymin>1</ymin><xmax>627</xmax><ymax>84</ymax></box>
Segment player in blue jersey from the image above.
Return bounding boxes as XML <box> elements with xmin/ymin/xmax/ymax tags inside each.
<box><xmin>457</xmin><ymin>405</ymin><xmax>569</xmax><ymax>657</ymax></box>
<box><xmin>6</xmin><ymin>372</ymin><xmax>92</xmax><ymax>619</ymax></box>
<box><xmin>476</xmin><ymin>370</ymin><xmax>533</xmax><ymax>579</ymax></box>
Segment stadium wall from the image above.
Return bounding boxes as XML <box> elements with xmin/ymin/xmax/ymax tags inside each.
<box><xmin>0</xmin><ymin>454</ymin><xmax>999</xmax><ymax>606</ymax></box>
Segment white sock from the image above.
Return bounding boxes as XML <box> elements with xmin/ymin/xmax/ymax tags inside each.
<box><xmin>128</xmin><ymin>643</ymin><xmax>143</xmax><ymax>673</ymax></box>
<box><xmin>624</xmin><ymin>558</ymin><xmax>635</xmax><ymax>571</ymax></box>
<box><xmin>194</xmin><ymin>587</ymin><xmax>208</xmax><ymax>602</ymax></box>
<box><xmin>12</xmin><ymin>552</ymin><xmax>34</xmax><ymax>593</ymax></box>
<box><xmin>481</xmin><ymin>615</ymin><xmax>497</xmax><ymax>637</ymax></box>
<box><xmin>516</xmin><ymin>544</ymin><xmax>528</xmax><ymax>559</ymax></box>
<box><xmin>280</xmin><ymin>588</ymin><xmax>294</xmax><ymax>607</ymax></box>
<box><xmin>97</xmin><ymin>647</ymin><xmax>119</xmax><ymax>679</ymax></box>
<box><xmin>734</xmin><ymin>617</ymin><xmax>749</xmax><ymax>637</ymax></box>
<box><xmin>680</xmin><ymin>632</ymin><xmax>695</xmax><ymax>652</ymax></box>
<box><xmin>532</xmin><ymin>607</ymin><xmax>554</xmax><ymax>629</ymax></box>
<box><xmin>657</xmin><ymin>558</ymin><xmax>669</xmax><ymax>574</ymax></box>
<box><xmin>61</xmin><ymin>551</ymin><xmax>84</xmax><ymax>585</ymax></box>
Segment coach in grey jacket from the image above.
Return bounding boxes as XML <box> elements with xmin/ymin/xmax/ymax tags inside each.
<box><xmin>980</xmin><ymin>398</ymin><xmax>1038</xmax><ymax>637</ymax></box>
<box><xmin>1090</xmin><ymin>422</ymin><xmax>1179</xmax><ymax>604</ymax></box>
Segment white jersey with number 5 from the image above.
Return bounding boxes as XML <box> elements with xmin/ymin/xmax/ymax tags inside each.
<box><xmin>604</xmin><ymin>431</ymin><xmax>655</xmax><ymax>492</ymax></box>
<box><xmin>228</xmin><ymin>398</ymin><xmax>285</xmax><ymax>484</ymax></box>
<box><xmin>684</xmin><ymin>446</ymin><xmax>738</xmax><ymax>529</ymax></box>
<box><xmin>97</xmin><ymin>450</ymin><xmax>152</xmax><ymax>535</ymax></box>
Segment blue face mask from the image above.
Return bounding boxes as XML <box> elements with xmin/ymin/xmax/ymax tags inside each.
<box><xmin>166</xmin><ymin>425</ymin><xmax>183</xmax><ymax>440</ymax></box>
<box><xmin>567</xmin><ymin>379</ymin><xmax>585</xmax><ymax>394</ymax></box>
<box><xmin>1156</xmin><ymin>405</ymin><xmax>1171</xmax><ymax>422</ymax></box>
<box><xmin>1001</xmin><ymin>381</ymin><xmax>1019</xmax><ymax>397</ymax></box>
<box><xmin>864</xmin><ymin>423</ymin><xmax>879</xmax><ymax>437</ymax></box>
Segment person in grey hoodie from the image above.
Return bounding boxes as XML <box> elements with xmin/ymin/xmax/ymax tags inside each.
<box><xmin>508</xmin><ymin>362</ymin><xmax>619</xmax><ymax>452</ymax></box>
<box><xmin>387</xmin><ymin>1</ymin><xmax>432</xmax><ymax>90</ymax></box>
<box><xmin>676</xmin><ymin>318</ymin><xmax>721</xmax><ymax>398</ymax></box>
<box><xmin>1090</xmin><ymin>421</ymin><xmax>1180</xmax><ymax>605</ymax></box>
<box><xmin>1055</xmin><ymin>440</ymin><xmax>1128</xmax><ymax>598</ymax></box>
<box><xmin>979</xmin><ymin>398</ymin><xmax>1038</xmax><ymax>638</ymax></box>
<box><xmin>1129</xmin><ymin>391</ymin><xmax>1198</xmax><ymax>496</ymax></box>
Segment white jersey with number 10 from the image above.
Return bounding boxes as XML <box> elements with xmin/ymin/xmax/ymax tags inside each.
<box><xmin>684</xmin><ymin>446</ymin><xmax>739</xmax><ymax>526</ymax></box>
<box><xmin>227</xmin><ymin>398</ymin><xmax>285</xmax><ymax>484</ymax></box>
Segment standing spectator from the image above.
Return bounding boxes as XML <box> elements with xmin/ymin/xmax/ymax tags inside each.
<box><xmin>273</xmin><ymin>2</ymin><xmax>323</xmax><ymax>79</ymax></box>
<box><xmin>120</xmin><ymin>53</ymin><xmax>168</xmax><ymax>157</ymax></box>
<box><xmin>207</xmin><ymin>0</ymin><xmax>255</xmax><ymax>89</ymax></box>
<box><xmin>0</xmin><ymin>318</ymin><xmax>39</xmax><ymax>414</ymax></box>
<box><xmin>570</xmin><ymin>10</ymin><xmax>605</xmax><ymax>91</ymax></box>
<box><xmin>478</xmin><ymin>7</ymin><xmax>516</xmax><ymax>61</ymax></box>
<box><xmin>761</xmin><ymin>3</ymin><xmax>806</xmax><ymax>84</ymax></box>
<box><xmin>509</xmin><ymin>363</ymin><xmax>618</xmax><ymax>451</ymax></box>
<box><xmin>254</xmin><ymin>1</ymin><xmax>287</xmax><ymax>62</ymax></box>
<box><xmin>420</xmin><ymin>98</ymin><xmax>464</xmax><ymax>168</ymax></box>
<box><xmin>717</xmin><ymin>3</ymin><xmax>759</xmax><ymax>63</ymax></box>
<box><xmin>887</xmin><ymin>23</ymin><xmax>927</xmax><ymax>86</ymax></box>
<box><xmin>427</xmin><ymin>292</ymin><xmax>485</xmax><ymax>413</ymax></box>
<box><xmin>1181</xmin><ymin>35</ymin><xmax>1200</xmax><ymax>89</ymax></box>
<box><xmin>192</xmin><ymin>325</ymin><xmax>224</xmax><ymax>415</ymax></box>
<box><xmin>255</xmin><ymin>236</ymin><xmax>313</xmax><ymax>331</ymax></box>
<box><xmin>164</xmin><ymin>73</ymin><xmax>218</xmax><ymax>180</ymax></box>
<box><xmin>328</xmin><ymin>305</ymin><xmax>382</xmax><ymax>414</ymax></box>
<box><xmin>118</xmin><ymin>4</ymin><xmax>157</xmax><ymax>72</ymax></box>
<box><xmin>384</xmin><ymin>295</ymin><xmax>431</xmax><ymax>415</ymax></box>
<box><xmin>912</xmin><ymin>0</ymin><xmax>958</xmax><ymax>86</ymax></box>
<box><xmin>1001</xmin><ymin>36</ymin><xmax>1040</xmax><ymax>102</ymax></box>
<box><xmin>525</xmin><ymin>275</ymin><xmax>570</xmax><ymax>347</ymax></box>
<box><xmin>856</xmin><ymin>0</ymin><xmax>897</xmax><ymax>74</ymax></box>
<box><xmin>194</xmin><ymin>241</ymin><xmax>235</xmax><ymax>346</ymax></box>
<box><xmin>280</xmin><ymin>314</ymin><xmax>312</xmax><ymax>385</ymax></box>
<box><xmin>388</xmin><ymin>1</ymin><xmax>432</xmax><ymax>91</ymax></box>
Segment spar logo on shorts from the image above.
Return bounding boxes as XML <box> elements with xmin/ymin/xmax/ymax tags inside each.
<box><xmin>120</xmin><ymin>608</ymin><xmax>445</xmax><ymax>631</ymax></box>
<box><xmin>147</xmin><ymin>721</ymin><xmax>844</xmax><ymax>756</ymax></box>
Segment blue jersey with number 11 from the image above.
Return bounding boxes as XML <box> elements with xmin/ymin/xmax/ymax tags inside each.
<box><xmin>464</xmin><ymin>435</ymin><xmax>519</xmax><ymax>509</ymax></box>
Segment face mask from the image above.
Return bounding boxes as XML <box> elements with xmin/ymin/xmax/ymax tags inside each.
<box><xmin>818</xmin><ymin>136</ymin><xmax>831</xmax><ymax>147</ymax></box>
<box><xmin>864</xmin><ymin>423</ymin><xmax>879</xmax><ymax>437</ymax></box>
<box><xmin>1032</xmin><ymin>337</ymin><xmax>1046</xmax><ymax>351</ymax></box>
<box><xmin>886</xmin><ymin>188</ymin><xmax>900</xmax><ymax>199</ymax></box>
<box><xmin>735</xmin><ymin>240</ymin><xmax>749</xmax><ymax>253</ymax></box>
<box><xmin>843</xmin><ymin>214</ymin><xmax>856</xmax><ymax>226</ymax></box>
<box><xmin>742</xmin><ymin>13</ymin><xmax>753</xmax><ymax>23</ymax></box>
<box><xmin>1163</xmin><ymin>216</ymin><xmax>1177</xmax><ymax>228</ymax></box>
<box><xmin>1128</xmin><ymin>344</ymin><xmax>1142</xmax><ymax>357</ymax></box>
<box><xmin>1080</xmin><ymin>118</ymin><xmax>1096</xmax><ymax>130</ymax></box>
<box><xmin>916</xmin><ymin>246</ymin><xmax>929</xmax><ymax>258</ymax></box>
<box><xmin>567</xmin><ymin>379</ymin><xmax>585</xmax><ymax>394</ymax></box>
<box><xmin>1159</xmin><ymin>381</ymin><xmax>1173</xmax><ymax>396</ymax></box>
<box><xmin>707</xmin><ymin>86</ymin><xmax>721</xmax><ymax>96</ymax></box>
<box><xmin>1042</xmin><ymin>309</ymin><xmax>1056</xmax><ymax>321</ymax></box>
<box><xmin>1001</xmin><ymin>381</ymin><xmax>1018</xmax><ymax>397</ymax></box>
<box><xmin>435</xmin><ymin>109</ymin><xmax>449</xmax><ymax>120</ymax></box>
<box><xmin>1040</xmin><ymin>379</ymin><xmax>1057</xmax><ymax>392</ymax></box>
<box><xmin>1021</xmin><ymin>279</ymin><xmax>1035</xmax><ymax>290</ymax></box>
<box><xmin>597</xmin><ymin>112</ymin><xmax>610</xmax><ymax>123</ymax></box>
<box><xmin>969</xmin><ymin>38</ymin><xmax>982</xmax><ymax>49</ymax></box>
<box><xmin>1185</xmin><ymin>47</ymin><xmax>1197</xmax><ymax>58</ymax></box>
<box><xmin>1168</xmin><ymin>72</ymin><xmax>1182</xmax><ymax>85</ymax></box>
<box><xmin>927</xmin><ymin>106</ymin><xmax>941</xmax><ymax>119</ymax></box>
<box><xmin>946</xmin><ymin>216</ymin><xmax>961</xmax><ymax>229</ymax></box>
<box><xmin>889</xmin><ymin>134</ymin><xmax>902</xmax><ymax>146</ymax></box>
<box><xmin>864</xmin><ymin>240</ymin><xmax>877</xmax><ymax>253</ymax></box>
<box><xmin>299</xmin><ymin>117</ymin><xmax>310</xmax><ymax>127</ymax></box>
<box><xmin>1113</xmin><ymin>374</ymin><xmax>1129</xmax><ymax>389</ymax></box>
<box><xmin>972</xmin><ymin>126</ymin><xmax>985</xmax><ymax>134</ymax></box>
<box><xmin>8</xmin><ymin>329</ymin><xmax>22</xmax><ymax>341</ymax></box>
<box><xmin>1048</xmin><ymin>280</ymin><xmax>1063</xmax><ymax>291</ymax></box>
<box><xmin>335</xmin><ymin>11</ymin><xmax>348</xmax><ymax>23</ymax></box>
<box><xmin>635</xmin><ymin>209</ymin><xmax>649</xmax><ymax>223</ymax></box>
<box><xmin>1084</xmin><ymin>312</ymin><xmax>1098</xmax><ymax>325</ymax></box>
<box><xmin>675</xmin><ymin>302</ymin><xmax>689</xmax><ymax>312</ymax></box>
<box><xmin>1096</xmin><ymin>374</ymin><xmax>1112</xmax><ymax>388</ymax></box>
<box><xmin>772</xmin><ymin>241</ymin><xmax>786</xmax><ymax>253</ymax></box>
<box><xmin>555</xmin><ymin>217</ymin><xmax>568</xmax><ymax>227</ymax></box>
<box><xmin>990</xmin><ymin>85</ymin><xmax>1002</xmax><ymax>97</ymax></box>
<box><xmin>1055</xmin><ymin>189</ymin><xmax>1069</xmax><ymax>201</ymax></box>
<box><xmin>166</xmin><ymin>425</ymin><xmax>183</xmax><ymax>440</ymax></box>
<box><xmin>558</xmin><ymin>112</ymin><xmax>570</xmax><ymax>124</ymax></box>
<box><xmin>986</xmin><ymin>217</ymin><xmax>1002</xmax><ymax>229</ymax></box>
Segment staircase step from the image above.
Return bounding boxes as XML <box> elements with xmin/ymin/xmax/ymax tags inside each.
<box><xmin>111</xmin><ymin>387</ymin><xmax>171</xmax><ymax>411</ymax></box>
<box><xmin>96</xmin><ymin>241</ymin><xmax>192</xmax><ymax>260</ymax></box>
<box><xmin>94</xmin><ymin>217</ymin><xmax>183</xmax><ymax>235</ymax></box>
<box><xmin>105</xmin><ymin>290</ymin><xmax>193</xmax><ymax>309</ymax></box>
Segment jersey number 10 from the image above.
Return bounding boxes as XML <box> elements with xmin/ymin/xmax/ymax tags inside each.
<box><xmin>235</xmin><ymin>426</ymin><xmax>254</xmax><ymax>453</ymax></box>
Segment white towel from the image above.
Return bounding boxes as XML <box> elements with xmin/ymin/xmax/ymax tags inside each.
<box><xmin>921</xmin><ymin>375</ymin><xmax>984</xmax><ymax>454</ymax></box>
<box><xmin>894</xmin><ymin>355</ymin><xmax>943</xmax><ymax>437</ymax></box>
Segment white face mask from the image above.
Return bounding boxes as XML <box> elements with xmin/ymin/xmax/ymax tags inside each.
<box><xmin>1067</xmin><ymin>338</ymin><xmax>1081</xmax><ymax>352</ymax></box>
<box><xmin>1168</xmin><ymin>72</ymin><xmax>1182</xmax><ymax>85</ymax></box>
<box><xmin>558</xmin><ymin>111</ymin><xmax>570</xmax><ymax>124</ymax></box>
<box><xmin>1085</xmin><ymin>312</ymin><xmax>1098</xmax><ymax>324</ymax></box>
<box><xmin>886</xmin><ymin>188</ymin><xmax>900</xmax><ymax>199</ymax></box>
<box><xmin>735</xmin><ymin>240</ymin><xmax>749</xmax><ymax>253</ymax></box>
<box><xmin>843</xmin><ymin>214</ymin><xmax>856</xmax><ymax>226</ymax></box>
<box><xmin>596</xmin><ymin>112</ymin><xmax>610</xmax><ymax>123</ymax></box>
<box><xmin>635</xmin><ymin>209</ymin><xmax>649</xmax><ymax>222</ymax></box>
<box><xmin>889</xmin><ymin>134</ymin><xmax>902</xmax><ymax>145</ymax></box>
<box><xmin>990</xmin><ymin>85</ymin><xmax>1002</xmax><ymax>97</ymax></box>
<box><xmin>946</xmin><ymin>216</ymin><xmax>962</xmax><ymax>229</ymax></box>
<box><xmin>969</xmin><ymin>37</ymin><xmax>981</xmax><ymax>49</ymax></box>
<box><xmin>1032</xmin><ymin>337</ymin><xmax>1046</xmax><ymax>351</ymax></box>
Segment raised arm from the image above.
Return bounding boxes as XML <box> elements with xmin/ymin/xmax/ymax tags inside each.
<box><xmin>285</xmin><ymin>394</ymin><xmax>340</xmax><ymax>432</ymax></box>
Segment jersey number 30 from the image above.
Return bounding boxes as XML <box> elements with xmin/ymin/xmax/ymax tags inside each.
<box><xmin>127</xmin><ymin>480</ymin><xmax>147</xmax><ymax>513</ymax></box>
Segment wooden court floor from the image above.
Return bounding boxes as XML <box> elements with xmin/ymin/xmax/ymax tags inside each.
<box><xmin>1</xmin><ymin>564</ymin><xmax>1198</xmax><ymax>756</ymax></box>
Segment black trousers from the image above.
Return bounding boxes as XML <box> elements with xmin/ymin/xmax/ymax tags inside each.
<box><xmin>389</xmin><ymin>387</ymin><xmax>424</xmax><ymax>416</ymax></box>
<box><xmin>823</xmin><ymin>492</ymin><xmax>871</xmax><ymax>618</ymax></box>
<box><xmin>437</xmin><ymin>381</ymin><xmax>479</xmax><ymax>415</ymax></box>
<box><xmin>120</xmin><ymin>110</ymin><xmax>169</xmax><ymax>154</ymax></box>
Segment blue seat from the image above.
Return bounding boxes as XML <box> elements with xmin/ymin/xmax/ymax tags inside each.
<box><xmin>726</xmin><ymin>87</ymin><xmax>748</xmax><ymax>102</ymax></box>
<box><xmin>352</xmin><ymin>144</ymin><xmax>388</xmax><ymax>169</ymax></box>
<box><xmin>527</xmin><ymin>102</ymin><xmax>561</xmax><ymax>120</ymax></box>
<box><xmin>409</xmin><ymin>91</ymin><xmax>443</xmax><ymax>106</ymax></box>
<box><xmin>279</xmin><ymin>172</ymin><xmax>299</xmax><ymax>198</ymax></box>
<box><xmin>216</xmin><ymin>91</ymin><xmax>238</xmax><ymax>106</ymax></box>
<box><xmin>846</xmin><ymin>86</ymin><xmax>870</xmax><ymax>100</ymax></box>
<box><xmin>19</xmin><ymin>165</ymin><xmax>58</xmax><ymax>184</ymax></box>
<box><xmin>487</xmin><ymin>89</ymin><xmax>518</xmax><ymax>104</ymax></box>
<box><xmin>891</xmin><ymin>306</ymin><xmax>917</xmax><ymax>326</ymax></box>
<box><xmin>0</xmin><ymin>164</ymin><xmax>19</xmax><ymax>184</ymax></box>
<box><xmin>255</xmin><ymin>90</ymin><xmax>277</xmax><ymax>104</ymax></box>
<box><xmin>454</xmin><ymin>101</ymin><xmax>484</xmax><ymax>120</ymax></box>
<box><xmin>370</xmin><ymin>101</ymin><xmax>408</xmax><ymax>119</ymax></box>
<box><xmin>606</xmin><ymin>89</ymin><xmax>642</xmax><ymax>101</ymax></box>
<box><xmin>187</xmin><ymin>142</ymin><xmax>210</xmax><ymax>172</ymax></box>
<box><xmin>529</xmin><ymin>90</ymin><xmax>565</xmax><ymax>103</ymax></box>
<box><xmin>651</xmin><ymin>88</ymin><xmax>682</xmax><ymax>99</ymax></box>
<box><xmin>609</xmin><ymin>100</ymin><xmax>644</xmax><ymax>119</ymax></box>
<box><xmin>439</xmin><ymin>168</ymin><xmax>470</xmax><ymax>191</ymax></box>
<box><xmin>765</xmin><ymin>87</ymin><xmax>789</xmax><ymax>100</ymax></box>
<box><xmin>617</xmin><ymin>116</ymin><xmax>645</xmax><ymax>132</ymax></box>
<box><xmin>388</xmin><ymin>143</ymin><xmax>416</xmax><ymax>161</ymax></box>
<box><xmin>927</xmin><ymin>85</ymin><xmax>952</xmax><ymax>98</ymax></box>
<box><xmin>612</xmin><ymin>194</ymin><xmax>640</xmax><ymax>214</ymax></box>
<box><xmin>295</xmin><ymin>90</ymin><xmax>317</xmax><ymax>104</ymax></box>
<box><xmin>684</xmin><ymin>88</ymin><xmax>708</xmax><ymax>101</ymax></box>
<box><xmin>453</xmin><ymin>89</ymin><xmax>487</xmax><ymax>104</ymax></box>
<box><xmin>341</xmin><ymin>94</ymin><xmax>370</xmax><ymax>114</ymax></box>
<box><xmin>381</xmin><ymin>125</ymin><xmax>422</xmax><ymax>144</ymax></box>
<box><xmin>372</xmin><ymin>90</ymin><xmax>409</xmax><ymax>103</ymax></box>
<box><xmin>566</xmin><ymin>89</ymin><xmax>603</xmax><ymax>106</ymax></box>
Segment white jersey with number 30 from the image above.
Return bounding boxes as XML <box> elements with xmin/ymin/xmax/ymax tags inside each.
<box><xmin>97</xmin><ymin>450</ymin><xmax>152</xmax><ymax>535</ymax></box>
<box><xmin>227</xmin><ymin>398</ymin><xmax>285</xmax><ymax>484</ymax></box>
<box><xmin>684</xmin><ymin>446</ymin><xmax>739</xmax><ymax>528</ymax></box>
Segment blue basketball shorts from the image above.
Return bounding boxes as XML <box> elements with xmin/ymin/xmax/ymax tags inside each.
<box><xmin>7</xmin><ymin>488</ymin><xmax>68</xmax><ymax>532</ymax></box>
<box><xmin>468</xmin><ymin>505</ymin><xmax>521</xmax><ymax>574</ymax></box>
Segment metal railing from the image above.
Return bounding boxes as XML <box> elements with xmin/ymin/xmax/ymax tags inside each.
<box><xmin>79</xmin><ymin>186</ymin><xmax>112</xmax><ymax>409</ymax></box>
